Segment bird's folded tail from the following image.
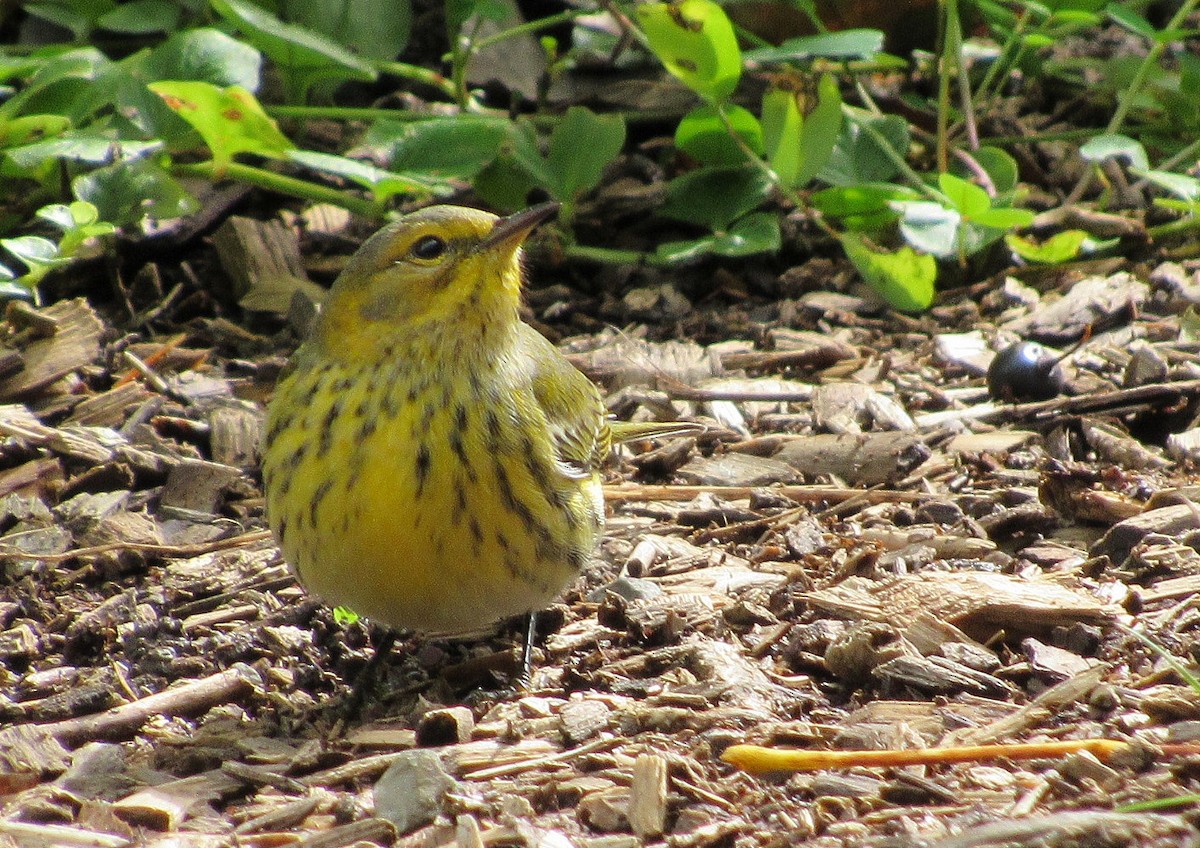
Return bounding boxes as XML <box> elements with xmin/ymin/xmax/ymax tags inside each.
<box><xmin>608</xmin><ymin>420</ymin><xmax>707</xmax><ymax>444</ymax></box>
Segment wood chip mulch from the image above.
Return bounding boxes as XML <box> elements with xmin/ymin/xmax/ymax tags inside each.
<box><xmin>2</xmin><ymin>240</ymin><xmax>1200</xmax><ymax>848</ymax></box>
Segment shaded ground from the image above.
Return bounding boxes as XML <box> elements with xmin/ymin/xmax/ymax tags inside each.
<box><xmin>3</xmin><ymin>22</ymin><xmax>1200</xmax><ymax>848</ymax></box>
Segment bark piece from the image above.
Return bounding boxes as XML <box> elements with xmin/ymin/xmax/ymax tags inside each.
<box><xmin>214</xmin><ymin>216</ymin><xmax>326</xmax><ymax>313</ymax></box>
<box><xmin>1091</xmin><ymin>503</ymin><xmax>1200</xmax><ymax>566</ymax></box>
<box><xmin>774</xmin><ymin>432</ymin><xmax>930</xmax><ymax>487</ymax></box>
<box><xmin>628</xmin><ymin>753</ymin><xmax>667</xmax><ymax>838</ymax></box>
<box><xmin>0</xmin><ymin>298</ymin><xmax>103</xmax><ymax>401</ymax></box>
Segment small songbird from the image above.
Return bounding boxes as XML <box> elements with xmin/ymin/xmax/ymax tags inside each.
<box><xmin>263</xmin><ymin>203</ymin><xmax>636</xmax><ymax>637</ymax></box>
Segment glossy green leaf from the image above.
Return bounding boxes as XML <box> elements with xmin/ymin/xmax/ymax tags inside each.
<box><xmin>894</xmin><ymin>200</ymin><xmax>961</xmax><ymax>258</ymax></box>
<box><xmin>841</xmin><ymin>232</ymin><xmax>936</xmax><ymax>312</ymax></box>
<box><xmin>660</xmin><ymin>165</ymin><xmax>772</xmax><ymax>230</ymax></box>
<box><xmin>761</xmin><ymin>87</ymin><xmax>802</xmax><ymax>186</ymax></box>
<box><xmin>4</xmin><ymin>134</ymin><xmax>160</xmax><ymax>169</ymax></box>
<box><xmin>149</xmin><ymin>81</ymin><xmax>293</xmax><ymax>171</ymax></box>
<box><xmin>794</xmin><ymin>73</ymin><xmax>842</xmax><ymax>187</ymax></box>
<box><xmin>74</xmin><ymin>159</ymin><xmax>199</xmax><ymax>225</ymax></box>
<box><xmin>546</xmin><ymin>106</ymin><xmax>626</xmax><ymax>201</ymax></box>
<box><xmin>675</xmin><ymin>104</ymin><xmax>761</xmax><ymax>165</ymax></box>
<box><xmin>710</xmin><ymin>212</ymin><xmax>781</xmax><ymax>256</ymax></box>
<box><xmin>820</xmin><ymin>112</ymin><xmax>909</xmax><ymax>185</ymax></box>
<box><xmin>288</xmin><ymin>150</ymin><xmax>441</xmax><ymax>200</ymax></box>
<box><xmin>144</xmin><ymin>28</ymin><xmax>262</xmax><ymax>90</ymax></box>
<box><xmin>96</xmin><ymin>0</ymin><xmax>179</xmax><ymax>34</ymax></box>
<box><xmin>938</xmin><ymin>172</ymin><xmax>991</xmax><ymax>217</ymax></box>
<box><xmin>655</xmin><ymin>212</ymin><xmax>780</xmax><ymax>261</ymax></box>
<box><xmin>745</xmin><ymin>29</ymin><xmax>885</xmax><ymax>63</ymax></box>
<box><xmin>1006</xmin><ymin>229</ymin><xmax>1090</xmax><ymax>263</ymax></box>
<box><xmin>209</xmin><ymin>0</ymin><xmax>377</xmax><ymax>101</ymax></box>
<box><xmin>1132</xmin><ymin>168</ymin><xmax>1200</xmax><ymax>201</ymax></box>
<box><xmin>637</xmin><ymin>0</ymin><xmax>741</xmax><ymax>102</ymax></box>
<box><xmin>378</xmin><ymin>116</ymin><xmax>510</xmax><ymax>179</ymax></box>
<box><xmin>1079</xmin><ymin>133</ymin><xmax>1148</xmax><ymax>169</ymax></box>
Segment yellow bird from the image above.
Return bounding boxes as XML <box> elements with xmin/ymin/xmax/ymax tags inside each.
<box><xmin>262</xmin><ymin>203</ymin><xmax>617</xmax><ymax>636</ymax></box>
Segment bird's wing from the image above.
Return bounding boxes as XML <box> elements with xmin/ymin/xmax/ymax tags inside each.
<box><xmin>520</xmin><ymin>325</ymin><xmax>609</xmax><ymax>479</ymax></box>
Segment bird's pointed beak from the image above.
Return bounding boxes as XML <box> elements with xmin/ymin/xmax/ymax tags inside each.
<box><xmin>479</xmin><ymin>202</ymin><xmax>560</xmax><ymax>253</ymax></box>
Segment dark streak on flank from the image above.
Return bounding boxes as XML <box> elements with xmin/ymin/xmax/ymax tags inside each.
<box><xmin>452</xmin><ymin>486</ymin><xmax>466</xmax><ymax>525</ymax></box>
<box><xmin>469</xmin><ymin>516</ymin><xmax>483</xmax><ymax>545</ymax></box>
<box><xmin>485</xmin><ymin>409</ymin><xmax>503</xmax><ymax>450</ymax></box>
<box><xmin>415</xmin><ymin>444</ymin><xmax>431</xmax><ymax>496</ymax></box>
<box><xmin>317</xmin><ymin>400</ymin><xmax>341</xmax><ymax>457</ymax></box>
<box><xmin>310</xmin><ymin>479</ymin><xmax>332</xmax><ymax>528</ymax></box>
<box><xmin>493</xmin><ymin>458</ymin><xmax>537</xmax><ymax>533</ymax></box>
<box><xmin>382</xmin><ymin>387</ymin><xmax>399</xmax><ymax>418</ymax></box>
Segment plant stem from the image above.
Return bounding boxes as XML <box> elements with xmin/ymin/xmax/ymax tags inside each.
<box><xmin>171</xmin><ymin>161</ymin><xmax>386</xmax><ymax>219</ymax></box>
<box><xmin>560</xmin><ymin>243</ymin><xmax>675</xmax><ymax>267</ymax></box>
<box><xmin>1104</xmin><ymin>0</ymin><xmax>1200</xmax><ymax>136</ymax></box>
<box><xmin>845</xmin><ymin>106</ymin><xmax>942</xmax><ymax>202</ymax></box>
<box><xmin>473</xmin><ymin>9</ymin><xmax>589</xmax><ymax>52</ymax></box>
<box><xmin>374</xmin><ymin>60</ymin><xmax>457</xmax><ymax>100</ymax></box>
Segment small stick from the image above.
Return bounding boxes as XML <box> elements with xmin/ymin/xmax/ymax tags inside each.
<box><xmin>722</xmin><ymin>739</ymin><xmax>1200</xmax><ymax>775</ymax></box>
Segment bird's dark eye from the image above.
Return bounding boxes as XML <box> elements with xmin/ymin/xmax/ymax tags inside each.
<box><xmin>411</xmin><ymin>235</ymin><xmax>447</xmax><ymax>260</ymax></box>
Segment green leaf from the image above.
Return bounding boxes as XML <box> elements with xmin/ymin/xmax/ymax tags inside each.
<box><xmin>744</xmin><ymin>29</ymin><xmax>885</xmax><ymax>62</ymax></box>
<box><xmin>811</xmin><ymin>183</ymin><xmax>918</xmax><ymax>220</ymax></box>
<box><xmin>794</xmin><ymin>73</ymin><xmax>842</xmax><ymax>187</ymax></box>
<box><xmin>820</xmin><ymin>112</ymin><xmax>909</xmax><ymax>185</ymax></box>
<box><xmin>840</xmin><ymin>232</ymin><xmax>936</xmax><ymax>312</ymax></box>
<box><xmin>4</xmin><ymin>133</ymin><xmax>161</xmax><ymax>169</ymax></box>
<box><xmin>710</xmin><ymin>212</ymin><xmax>780</xmax><ymax>256</ymax></box>
<box><xmin>500</xmin><ymin>118</ymin><xmax>549</xmax><ymax>189</ymax></box>
<box><xmin>0</xmin><ymin>49</ymin><xmax>110</xmax><ymax>122</ymax></box>
<box><xmin>546</xmin><ymin>106</ymin><xmax>625</xmax><ymax>202</ymax></box>
<box><xmin>74</xmin><ymin>160</ymin><xmax>200</xmax><ymax>225</ymax></box>
<box><xmin>1006</xmin><ymin>229</ymin><xmax>1090</xmax><ymax>263</ymax></box>
<box><xmin>963</xmin><ymin>146</ymin><xmax>1020</xmax><ymax>195</ymax></box>
<box><xmin>1079</xmin><ymin>133</ymin><xmax>1148</xmax><ymax>169</ymax></box>
<box><xmin>332</xmin><ymin>606</ymin><xmax>361</xmax><ymax>625</ymax></box>
<box><xmin>1</xmin><ymin>235</ymin><xmax>62</xmax><ymax>274</ymax></box>
<box><xmin>637</xmin><ymin>0</ymin><xmax>741</xmax><ymax>102</ymax></box>
<box><xmin>659</xmin><ymin>165</ymin><xmax>772</xmax><ymax>230</ymax></box>
<box><xmin>675</xmin><ymin>104</ymin><xmax>761</xmax><ymax>166</ymax></box>
<box><xmin>1132</xmin><ymin>168</ymin><xmax>1200</xmax><ymax>202</ymax></box>
<box><xmin>287</xmin><ymin>150</ymin><xmax>439</xmax><ymax>201</ymax></box>
<box><xmin>972</xmin><ymin>206</ymin><xmax>1034</xmax><ymax>228</ymax></box>
<box><xmin>376</xmin><ymin>116</ymin><xmax>510</xmax><ymax>180</ymax></box>
<box><xmin>25</xmin><ymin>0</ymin><xmax>115</xmax><ymax>39</ymax></box>
<box><xmin>473</xmin><ymin>156</ymin><xmax>538</xmax><ymax>213</ymax></box>
<box><xmin>938</xmin><ymin>172</ymin><xmax>991</xmax><ymax>217</ymax></box>
<box><xmin>96</xmin><ymin>0</ymin><xmax>179</xmax><ymax>34</ymax></box>
<box><xmin>1106</xmin><ymin>3</ymin><xmax>1157</xmax><ymax>39</ymax></box>
<box><xmin>209</xmin><ymin>0</ymin><xmax>377</xmax><ymax>101</ymax></box>
<box><xmin>283</xmin><ymin>0</ymin><xmax>412</xmax><ymax>62</ymax></box>
<box><xmin>761</xmin><ymin>87</ymin><xmax>802</xmax><ymax>186</ymax></box>
<box><xmin>0</xmin><ymin>114</ymin><xmax>72</xmax><ymax>149</ymax></box>
<box><xmin>144</xmin><ymin>28</ymin><xmax>263</xmax><ymax>90</ymax></box>
<box><xmin>149</xmin><ymin>81</ymin><xmax>294</xmax><ymax>171</ymax></box>
<box><xmin>894</xmin><ymin>200</ymin><xmax>961</xmax><ymax>258</ymax></box>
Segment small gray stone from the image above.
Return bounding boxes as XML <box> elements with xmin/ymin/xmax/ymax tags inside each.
<box><xmin>373</xmin><ymin>749</ymin><xmax>458</xmax><ymax>834</ymax></box>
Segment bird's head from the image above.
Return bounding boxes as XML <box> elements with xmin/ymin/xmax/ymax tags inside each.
<box><xmin>316</xmin><ymin>202</ymin><xmax>559</xmax><ymax>352</ymax></box>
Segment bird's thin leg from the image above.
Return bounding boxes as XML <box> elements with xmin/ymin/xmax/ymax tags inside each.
<box><xmin>520</xmin><ymin>611</ymin><xmax>538</xmax><ymax>684</ymax></box>
<box><xmin>338</xmin><ymin>629</ymin><xmax>397</xmax><ymax>725</ymax></box>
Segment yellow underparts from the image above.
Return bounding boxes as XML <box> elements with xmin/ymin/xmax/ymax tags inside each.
<box><xmin>262</xmin><ymin>319</ymin><xmax>602</xmax><ymax>635</ymax></box>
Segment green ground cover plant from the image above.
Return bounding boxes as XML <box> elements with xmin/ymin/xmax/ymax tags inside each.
<box><xmin>1</xmin><ymin>0</ymin><xmax>1197</xmax><ymax>309</ymax></box>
